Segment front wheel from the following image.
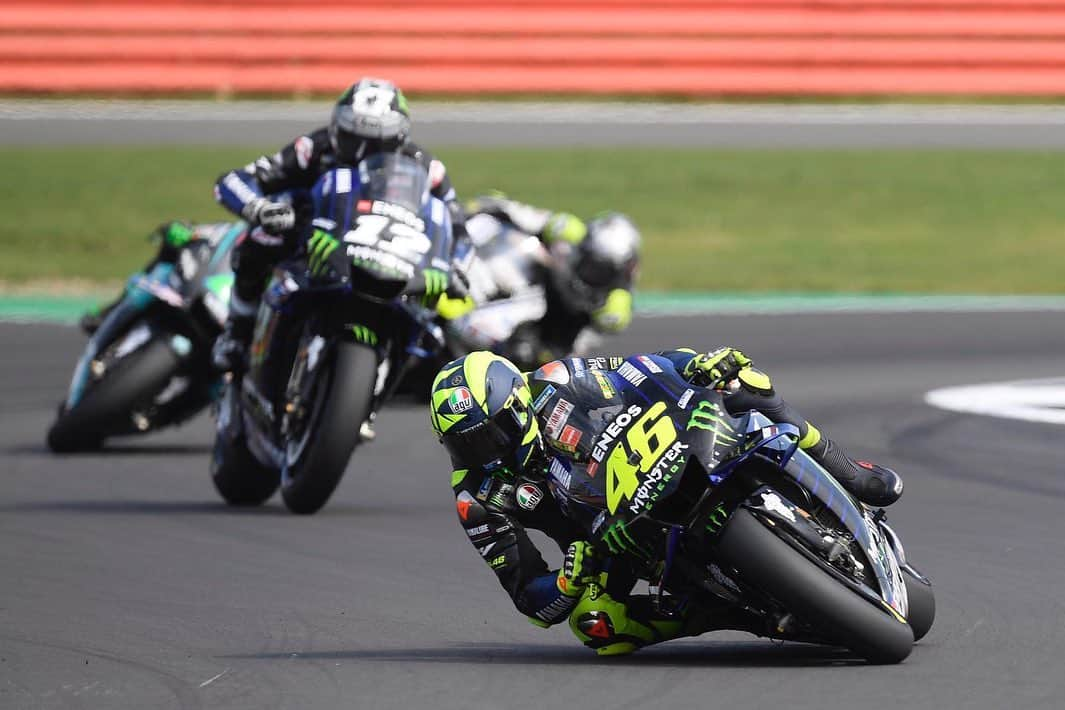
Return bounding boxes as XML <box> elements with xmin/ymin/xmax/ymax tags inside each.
<box><xmin>281</xmin><ymin>341</ymin><xmax>377</xmax><ymax>515</ymax></box>
<box><xmin>904</xmin><ymin>569</ymin><xmax>935</xmax><ymax>642</ymax></box>
<box><xmin>47</xmin><ymin>337</ymin><xmax>180</xmax><ymax>452</ymax></box>
<box><xmin>717</xmin><ymin>508</ymin><xmax>914</xmax><ymax>664</ymax></box>
<box><xmin>210</xmin><ymin>384</ymin><xmax>280</xmax><ymax>506</ymax></box>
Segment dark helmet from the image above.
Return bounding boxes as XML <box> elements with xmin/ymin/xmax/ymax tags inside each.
<box><xmin>429</xmin><ymin>352</ymin><xmax>543</xmax><ymax>479</ymax></box>
<box><xmin>329</xmin><ymin>78</ymin><xmax>412</xmax><ymax>164</ymax></box>
<box><xmin>553</xmin><ymin>212</ymin><xmax>641</xmax><ymax>312</ymax></box>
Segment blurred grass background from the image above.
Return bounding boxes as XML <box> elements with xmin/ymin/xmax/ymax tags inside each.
<box><xmin>4</xmin><ymin>146</ymin><xmax>1062</xmax><ymax>292</ymax></box>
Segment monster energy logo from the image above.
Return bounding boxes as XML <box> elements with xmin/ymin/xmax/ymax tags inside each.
<box><xmin>350</xmin><ymin>324</ymin><xmax>378</xmax><ymax>345</ymax></box>
<box><xmin>687</xmin><ymin>399</ymin><xmax>738</xmax><ymax>446</ymax></box>
<box><xmin>705</xmin><ymin>503</ymin><xmax>729</xmax><ymax>534</ymax></box>
<box><xmin>422</xmin><ymin>268</ymin><xmax>448</xmax><ymax>306</ymax></box>
<box><xmin>308</xmin><ymin>229</ymin><xmax>340</xmax><ymax>277</ymax></box>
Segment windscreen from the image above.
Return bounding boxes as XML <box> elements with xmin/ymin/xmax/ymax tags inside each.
<box><xmin>358</xmin><ymin>153</ymin><xmax>429</xmax><ymax>212</ymax></box>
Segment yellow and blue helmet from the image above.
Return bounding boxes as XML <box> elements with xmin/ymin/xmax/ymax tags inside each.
<box><xmin>429</xmin><ymin>351</ymin><xmax>542</xmax><ymax>478</ymax></box>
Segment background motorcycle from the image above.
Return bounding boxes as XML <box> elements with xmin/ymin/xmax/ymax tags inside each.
<box><xmin>47</xmin><ymin>222</ymin><xmax>242</xmax><ymax>452</ymax></box>
<box><xmin>212</xmin><ymin>154</ymin><xmax>459</xmax><ymax>515</ymax></box>
<box><xmin>546</xmin><ymin>356</ymin><xmax>935</xmax><ymax>663</ymax></box>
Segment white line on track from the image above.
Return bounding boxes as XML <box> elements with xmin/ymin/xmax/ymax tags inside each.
<box><xmin>925</xmin><ymin>377</ymin><xmax>1065</xmax><ymax>426</ymax></box>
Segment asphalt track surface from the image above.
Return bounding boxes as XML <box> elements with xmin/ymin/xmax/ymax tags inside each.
<box><xmin>6</xmin><ymin>101</ymin><xmax>1065</xmax><ymax>148</ymax></box>
<box><xmin>4</xmin><ymin>310</ymin><xmax>1065</xmax><ymax>709</ymax></box>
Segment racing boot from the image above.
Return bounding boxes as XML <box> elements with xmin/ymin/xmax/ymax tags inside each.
<box><xmin>803</xmin><ymin>428</ymin><xmax>903</xmax><ymax>507</ymax></box>
<box><xmin>212</xmin><ymin>295</ymin><xmax>258</xmax><ymax>373</ymax></box>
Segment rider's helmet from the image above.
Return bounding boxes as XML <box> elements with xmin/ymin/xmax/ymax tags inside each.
<box><xmin>330</xmin><ymin>78</ymin><xmax>412</xmax><ymax>164</ymax></box>
<box><xmin>553</xmin><ymin>212</ymin><xmax>641</xmax><ymax>313</ymax></box>
<box><xmin>429</xmin><ymin>352</ymin><xmax>543</xmax><ymax>480</ymax></box>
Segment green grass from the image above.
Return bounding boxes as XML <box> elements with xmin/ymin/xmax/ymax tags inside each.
<box><xmin>3</xmin><ymin>146</ymin><xmax>1064</xmax><ymax>292</ymax></box>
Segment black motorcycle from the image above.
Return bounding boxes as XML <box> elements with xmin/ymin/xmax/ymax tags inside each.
<box><xmin>547</xmin><ymin>355</ymin><xmax>935</xmax><ymax>663</ymax></box>
<box><xmin>212</xmin><ymin>154</ymin><xmax>459</xmax><ymax>514</ymax></box>
<box><xmin>47</xmin><ymin>223</ymin><xmax>243</xmax><ymax>452</ymax></box>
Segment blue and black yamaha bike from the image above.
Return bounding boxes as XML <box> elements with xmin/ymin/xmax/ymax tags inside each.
<box><xmin>546</xmin><ymin>355</ymin><xmax>935</xmax><ymax>663</ymax></box>
<box><xmin>47</xmin><ymin>223</ymin><xmax>242</xmax><ymax>452</ymax></box>
<box><xmin>212</xmin><ymin>153</ymin><xmax>460</xmax><ymax>515</ymax></box>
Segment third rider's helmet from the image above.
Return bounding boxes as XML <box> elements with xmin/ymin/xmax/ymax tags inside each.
<box><xmin>330</xmin><ymin>78</ymin><xmax>412</xmax><ymax>164</ymax></box>
<box><xmin>555</xmin><ymin>212</ymin><xmax>641</xmax><ymax>312</ymax></box>
<box><xmin>429</xmin><ymin>352</ymin><xmax>543</xmax><ymax>479</ymax></box>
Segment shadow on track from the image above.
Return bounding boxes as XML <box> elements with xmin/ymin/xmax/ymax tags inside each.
<box><xmin>7</xmin><ymin>443</ymin><xmax>214</xmax><ymax>456</ymax></box>
<box><xmin>0</xmin><ymin>499</ymin><xmax>289</xmax><ymax>515</ymax></box>
<box><xmin>223</xmin><ymin>641</ymin><xmax>863</xmax><ymax>668</ymax></box>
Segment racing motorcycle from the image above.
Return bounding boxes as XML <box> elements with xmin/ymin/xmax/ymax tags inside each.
<box><xmin>47</xmin><ymin>223</ymin><xmax>242</xmax><ymax>452</ymax></box>
<box><xmin>442</xmin><ymin>212</ymin><xmax>601</xmax><ymax>370</ymax></box>
<box><xmin>212</xmin><ymin>153</ymin><xmax>459</xmax><ymax>515</ymax></box>
<box><xmin>546</xmin><ymin>355</ymin><xmax>935</xmax><ymax>663</ymax></box>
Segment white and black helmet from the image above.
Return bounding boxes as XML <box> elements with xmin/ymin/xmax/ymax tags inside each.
<box><xmin>555</xmin><ymin>213</ymin><xmax>641</xmax><ymax>311</ymax></box>
<box><xmin>330</xmin><ymin>78</ymin><xmax>412</xmax><ymax>163</ymax></box>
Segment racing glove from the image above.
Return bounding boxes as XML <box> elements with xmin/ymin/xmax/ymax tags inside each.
<box><xmin>242</xmin><ymin>197</ymin><xmax>295</xmax><ymax>234</ymax></box>
<box><xmin>421</xmin><ymin>267</ymin><xmax>450</xmax><ymax>309</ymax></box>
<box><xmin>684</xmin><ymin>347</ymin><xmax>753</xmax><ymax>389</ymax></box>
<box><xmin>557</xmin><ymin>541</ymin><xmax>599</xmax><ymax>597</ymax></box>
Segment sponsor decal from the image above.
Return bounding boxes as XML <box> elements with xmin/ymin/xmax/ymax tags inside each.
<box><xmin>465</xmin><ymin>523</ymin><xmax>490</xmax><ymax>537</ymax></box>
<box><xmin>448</xmin><ymin>387</ymin><xmax>473</xmax><ymax>413</ymax></box>
<box><xmin>477</xmin><ymin>542</ymin><xmax>496</xmax><ymax>557</ymax></box>
<box><xmin>535</xmin><ymin>360</ymin><xmax>570</xmax><ymax>386</ymax></box>
<box><xmin>637</xmin><ymin>355</ymin><xmax>663</xmax><ymax>373</ymax></box>
<box><xmin>559</xmin><ymin>424</ymin><xmax>582</xmax><ymax>451</ymax></box>
<box><xmin>357</xmin><ymin>199</ymin><xmax>373</xmax><ymax>213</ymax></box>
<box><xmin>531</xmin><ymin>384</ymin><xmax>556</xmax><ymax>413</ymax></box>
<box><xmin>545</xmin><ymin>399</ymin><xmax>575</xmax><ymax>438</ymax></box>
<box><xmin>549</xmin><ymin>457</ymin><xmax>572</xmax><ymax>490</ymax></box>
<box><xmin>516</xmin><ymin>483</ymin><xmax>544</xmax><ymax>510</ymax></box>
<box><xmin>586</xmin><ymin>460</ymin><xmax>599</xmax><ymax>477</ymax></box>
<box><xmin>295</xmin><ymin>135</ymin><xmax>314</xmax><ymax>169</ymax></box>
<box><xmin>489</xmin><ymin>555</ymin><xmax>507</xmax><ymax>569</ymax></box>
<box><xmin>370</xmin><ymin>200</ymin><xmax>425</xmax><ymax>232</ymax></box>
<box><xmin>450</xmin><ymin>375</ymin><xmax>463</xmax><ymax>386</ymax></box>
<box><xmin>677</xmin><ymin>388</ymin><xmax>695</xmax><ymax>409</ymax></box>
<box><xmin>592</xmin><ymin>371</ymin><xmax>616</xmax><ymax>399</ymax></box>
<box><xmin>627</xmin><ymin>441</ymin><xmax>689</xmax><ymax>515</ymax></box>
<box><xmin>476</xmin><ymin>476</ymin><xmax>494</xmax><ymax>501</ymax></box>
<box><xmin>456</xmin><ymin>491</ymin><xmax>475</xmax><ymax>521</ymax></box>
<box><xmin>347</xmin><ymin>244</ymin><xmax>416</xmax><ymax>279</ymax></box>
<box><xmin>488</xmin><ymin>483</ymin><xmax>513</xmax><ymax>509</ymax></box>
<box><xmin>760</xmin><ymin>491</ymin><xmax>796</xmax><ymax>523</ymax></box>
<box><xmin>617</xmin><ymin>361</ymin><xmax>647</xmax><ymax>387</ymax></box>
<box><xmin>608</xmin><ymin>357</ymin><xmax>624</xmax><ymax>368</ymax></box>
<box><xmin>591</xmin><ymin>404</ymin><xmax>643</xmax><ymax>463</ymax></box>
<box><xmin>570</xmin><ymin>357</ymin><xmax>586</xmax><ymax>373</ymax></box>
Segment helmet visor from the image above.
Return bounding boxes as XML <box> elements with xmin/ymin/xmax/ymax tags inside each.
<box><xmin>442</xmin><ymin>404</ymin><xmax>526</xmax><ymax>473</ymax></box>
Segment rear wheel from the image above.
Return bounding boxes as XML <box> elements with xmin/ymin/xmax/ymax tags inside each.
<box><xmin>717</xmin><ymin>508</ymin><xmax>914</xmax><ymax>664</ymax></box>
<box><xmin>47</xmin><ymin>338</ymin><xmax>180</xmax><ymax>452</ymax></box>
<box><xmin>281</xmin><ymin>341</ymin><xmax>377</xmax><ymax>515</ymax></box>
<box><xmin>210</xmin><ymin>385</ymin><xmax>280</xmax><ymax>506</ymax></box>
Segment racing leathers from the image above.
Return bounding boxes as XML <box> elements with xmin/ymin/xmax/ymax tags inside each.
<box><xmin>453</xmin><ymin>195</ymin><xmax>636</xmax><ymax>369</ymax></box>
<box><xmin>449</xmin><ymin>349</ymin><xmax>903</xmax><ymax>655</ymax></box>
<box><xmin>212</xmin><ymin>127</ymin><xmax>466</xmax><ymax>368</ymax></box>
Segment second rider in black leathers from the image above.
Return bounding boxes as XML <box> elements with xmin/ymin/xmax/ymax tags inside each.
<box><xmin>211</xmin><ymin>77</ymin><xmax>466</xmax><ymax>372</ymax></box>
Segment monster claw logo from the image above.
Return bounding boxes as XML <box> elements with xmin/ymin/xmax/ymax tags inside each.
<box><xmin>686</xmin><ymin>400</ymin><xmax>738</xmax><ymax>444</ymax></box>
<box><xmin>307</xmin><ymin>229</ymin><xmax>340</xmax><ymax>277</ymax></box>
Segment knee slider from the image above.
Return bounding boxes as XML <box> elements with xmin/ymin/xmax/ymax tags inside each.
<box><xmin>568</xmin><ymin>587</ymin><xmax>655</xmax><ymax>656</ymax></box>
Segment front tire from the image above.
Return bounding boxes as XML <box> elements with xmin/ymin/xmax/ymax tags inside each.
<box><xmin>903</xmin><ymin>569</ymin><xmax>935</xmax><ymax>642</ymax></box>
<box><xmin>717</xmin><ymin>508</ymin><xmax>914</xmax><ymax>664</ymax></box>
<box><xmin>281</xmin><ymin>341</ymin><xmax>377</xmax><ymax>515</ymax></box>
<box><xmin>47</xmin><ymin>338</ymin><xmax>180</xmax><ymax>452</ymax></box>
<box><xmin>210</xmin><ymin>385</ymin><xmax>280</xmax><ymax>506</ymax></box>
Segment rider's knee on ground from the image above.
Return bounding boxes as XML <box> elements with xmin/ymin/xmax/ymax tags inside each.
<box><xmin>567</xmin><ymin>585</ymin><xmax>683</xmax><ymax>656</ymax></box>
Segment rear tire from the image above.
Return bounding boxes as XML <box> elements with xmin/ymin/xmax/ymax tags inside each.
<box><xmin>903</xmin><ymin>569</ymin><xmax>936</xmax><ymax>642</ymax></box>
<box><xmin>47</xmin><ymin>338</ymin><xmax>180</xmax><ymax>452</ymax></box>
<box><xmin>210</xmin><ymin>385</ymin><xmax>280</xmax><ymax>506</ymax></box>
<box><xmin>281</xmin><ymin>341</ymin><xmax>377</xmax><ymax>515</ymax></box>
<box><xmin>717</xmin><ymin>508</ymin><xmax>914</xmax><ymax>664</ymax></box>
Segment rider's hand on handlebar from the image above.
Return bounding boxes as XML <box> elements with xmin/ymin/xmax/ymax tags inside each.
<box><xmin>684</xmin><ymin>347</ymin><xmax>753</xmax><ymax>389</ymax></box>
<box><xmin>557</xmin><ymin>541</ymin><xmax>599</xmax><ymax>597</ymax></box>
<box><xmin>242</xmin><ymin>198</ymin><xmax>295</xmax><ymax>235</ymax></box>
